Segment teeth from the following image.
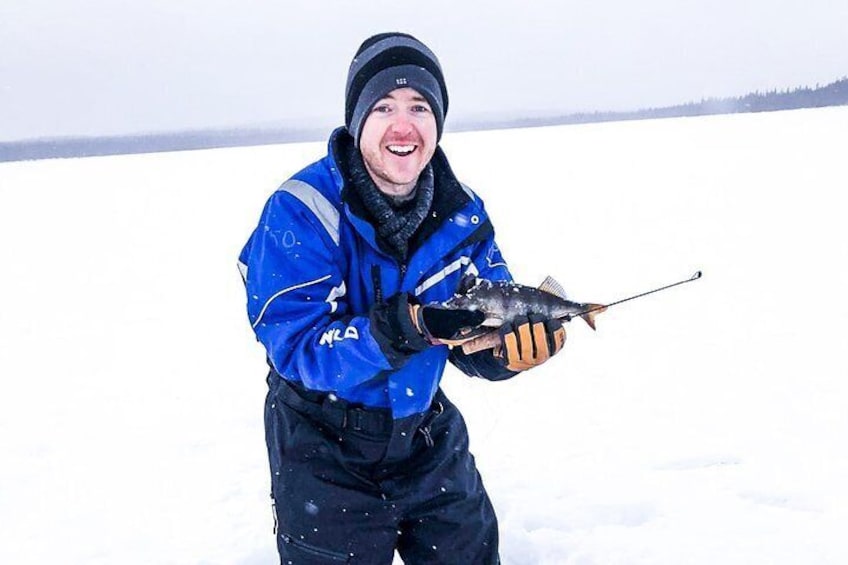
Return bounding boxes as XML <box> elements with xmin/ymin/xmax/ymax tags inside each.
<box><xmin>387</xmin><ymin>145</ymin><xmax>415</xmax><ymax>155</ymax></box>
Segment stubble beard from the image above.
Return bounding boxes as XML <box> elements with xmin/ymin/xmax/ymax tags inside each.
<box><xmin>362</xmin><ymin>155</ymin><xmax>420</xmax><ymax>198</ymax></box>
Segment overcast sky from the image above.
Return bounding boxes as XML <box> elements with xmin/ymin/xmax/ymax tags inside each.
<box><xmin>1</xmin><ymin>0</ymin><xmax>846</xmax><ymax>141</ymax></box>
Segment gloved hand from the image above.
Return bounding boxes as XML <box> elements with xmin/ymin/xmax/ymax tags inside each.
<box><xmin>410</xmin><ymin>304</ymin><xmax>486</xmax><ymax>346</ymax></box>
<box><xmin>370</xmin><ymin>293</ymin><xmax>486</xmax><ymax>357</ymax></box>
<box><xmin>494</xmin><ymin>314</ymin><xmax>566</xmax><ymax>371</ymax></box>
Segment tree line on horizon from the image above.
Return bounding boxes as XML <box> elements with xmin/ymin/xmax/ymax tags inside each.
<box><xmin>542</xmin><ymin>76</ymin><xmax>848</xmax><ymax>126</ymax></box>
<box><xmin>2</xmin><ymin>77</ymin><xmax>847</xmax><ymax>162</ymax></box>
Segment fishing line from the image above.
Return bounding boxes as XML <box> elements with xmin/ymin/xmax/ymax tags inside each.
<box><xmin>566</xmin><ymin>271</ymin><xmax>703</xmax><ymax>320</ymax></box>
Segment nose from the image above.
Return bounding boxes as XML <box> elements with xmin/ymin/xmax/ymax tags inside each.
<box><xmin>388</xmin><ymin>113</ymin><xmax>414</xmax><ymax>136</ymax></box>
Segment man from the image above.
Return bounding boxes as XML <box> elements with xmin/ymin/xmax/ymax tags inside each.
<box><xmin>239</xmin><ymin>32</ymin><xmax>566</xmax><ymax>564</ymax></box>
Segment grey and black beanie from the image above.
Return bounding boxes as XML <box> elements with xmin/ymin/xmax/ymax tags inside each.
<box><xmin>345</xmin><ymin>32</ymin><xmax>448</xmax><ymax>147</ymax></box>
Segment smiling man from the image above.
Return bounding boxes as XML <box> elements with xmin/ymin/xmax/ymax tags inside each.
<box><xmin>358</xmin><ymin>88</ymin><xmax>437</xmax><ymax>198</ymax></box>
<box><xmin>239</xmin><ymin>33</ymin><xmax>566</xmax><ymax>564</ymax></box>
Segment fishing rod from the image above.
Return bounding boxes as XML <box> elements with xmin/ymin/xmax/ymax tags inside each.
<box><xmin>565</xmin><ymin>270</ymin><xmax>703</xmax><ymax>321</ymax></box>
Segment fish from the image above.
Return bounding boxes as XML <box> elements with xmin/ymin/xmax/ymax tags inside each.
<box><xmin>433</xmin><ymin>274</ymin><xmax>606</xmax><ymax>353</ymax></box>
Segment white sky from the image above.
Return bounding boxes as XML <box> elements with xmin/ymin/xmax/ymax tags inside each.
<box><xmin>1</xmin><ymin>0</ymin><xmax>847</xmax><ymax>141</ymax></box>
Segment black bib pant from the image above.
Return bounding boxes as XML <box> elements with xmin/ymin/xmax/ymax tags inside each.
<box><xmin>264</xmin><ymin>372</ymin><xmax>500</xmax><ymax>564</ymax></box>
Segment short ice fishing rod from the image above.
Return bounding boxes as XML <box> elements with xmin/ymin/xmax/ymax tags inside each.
<box><xmin>566</xmin><ymin>270</ymin><xmax>703</xmax><ymax>321</ymax></box>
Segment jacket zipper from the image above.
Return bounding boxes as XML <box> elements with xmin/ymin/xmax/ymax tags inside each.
<box><xmin>373</xmin><ymin>262</ymin><xmax>408</xmax><ymax>304</ymax></box>
<box><xmin>371</xmin><ymin>263</ymin><xmax>409</xmax><ymax>304</ymax></box>
<box><xmin>371</xmin><ymin>264</ymin><xmax>383</xmax><ymax>304</ymax></box>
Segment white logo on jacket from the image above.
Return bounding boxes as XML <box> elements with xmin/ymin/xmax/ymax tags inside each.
<box><xmin>319</xmin><ymin>326</ymin><xmax>359</xmax><ymax>346</ymax></box>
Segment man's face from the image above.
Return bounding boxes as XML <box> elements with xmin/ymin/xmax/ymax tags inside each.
<box><xmin>358</xmin><ymin>87</ymin><xmax>438</xmax><ymax>198</ymax></box>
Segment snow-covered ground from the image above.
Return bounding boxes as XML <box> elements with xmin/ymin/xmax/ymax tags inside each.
<box><xmin>2</xmin><ymin>106</ymin><xmax>847</xmax><ymax>564</ymax></box>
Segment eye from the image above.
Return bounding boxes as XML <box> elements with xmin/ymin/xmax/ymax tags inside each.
<box><xmin>371</xmin><ymin>104</ymin><xmax>392</xmax><ymax>114</ymax></box>
<box><xmin>411</xmin><ymin>104</ymin><xmax>431</xmax><ymax>113</ymax></box>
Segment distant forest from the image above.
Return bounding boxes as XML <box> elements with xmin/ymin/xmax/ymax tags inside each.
<box><xmin>2</xmin><ymin>77</ymin><xmax>847</xmax><ymax>162</ymax></box>
<box><xmin>497</xmin><ymin>76</ymin><xmax>848</xmax><ymax>128</ymax></box>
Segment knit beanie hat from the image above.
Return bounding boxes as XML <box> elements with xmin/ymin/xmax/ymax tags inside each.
<box><xmin>345</xmin><ymin>32</ymin><xmax>449</xmax><ymax>147</ymax></box>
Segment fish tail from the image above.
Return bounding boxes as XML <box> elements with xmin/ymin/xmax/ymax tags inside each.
<box><xmin>580</xmin><ymin>304</ymin><xmax>607</xmax><ymax>330</ymax></box>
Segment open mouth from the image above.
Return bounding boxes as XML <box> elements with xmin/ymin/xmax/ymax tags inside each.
<box><xmin>386</xmin><ymin>144</ymin><xmax>417</xmax><ymax>157</ymax></box>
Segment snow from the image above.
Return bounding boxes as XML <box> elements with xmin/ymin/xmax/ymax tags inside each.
<box><xmin>2</xmin><ymin>107</ymin><xmax>848</xmax><ymax>564</ymax></box>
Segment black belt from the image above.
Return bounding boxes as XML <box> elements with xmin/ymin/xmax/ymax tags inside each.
<box><xmin>273</xmin><ymin>373</ymin><xmax>394</xmax><ymax>436</ymax></box>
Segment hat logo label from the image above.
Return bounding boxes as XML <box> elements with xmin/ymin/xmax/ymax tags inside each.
<box><xmin>395</xmin><ymin>77</ymin><xmax>408</xmax><ymax>86</ymax></box>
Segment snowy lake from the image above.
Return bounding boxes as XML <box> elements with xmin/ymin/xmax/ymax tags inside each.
<box><xmin>2</xmin><ymin>106</ymin><xmax>847</xmax><ymax>564</ymax></box>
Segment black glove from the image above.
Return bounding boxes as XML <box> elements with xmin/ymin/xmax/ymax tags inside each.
<box><xmin>411</xmin><ymin>304</ymin><xmax>486</xmax><ymax>345</ymax></box>
<box><xmin>369</xmin><ymin>293</ymin><xmax>486</xmax><ymax>360</ymax></box>
<box><xmin>494</xmin><ymin>314</ymin><xmax>566</xmax><ymax>371</ymax></box>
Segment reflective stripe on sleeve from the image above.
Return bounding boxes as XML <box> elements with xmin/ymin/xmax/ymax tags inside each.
<box><xmin>281</xmin><ymin>180</ymin><xmax>340</xmax><ymax>246</ymax></box>
<box><xmin>252</xmin><ymin>274</ymin><xmax>333</xmax><ymax>329</ymax></box>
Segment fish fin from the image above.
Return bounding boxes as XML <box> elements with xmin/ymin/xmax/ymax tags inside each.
<box><xmin>580</xmin><ymin>304</ymin><xmax>607</xmax><ymax>331</ymax></box>
<box><xmin>538</xmin><ymin>276</ymin><xmax>569</xmax><ymax>300</ymax></box>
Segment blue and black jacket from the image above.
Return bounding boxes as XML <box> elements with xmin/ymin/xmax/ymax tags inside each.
<box><xmin>239</xmin><ymin>128</ymin><xmax>516</xmax><ymax>420</ymax></box>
